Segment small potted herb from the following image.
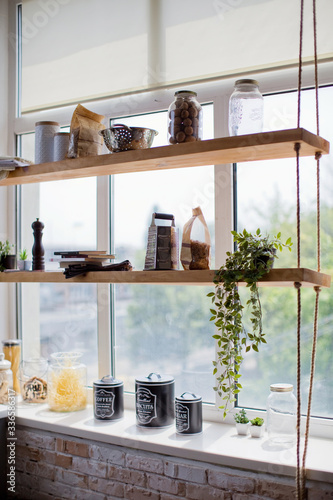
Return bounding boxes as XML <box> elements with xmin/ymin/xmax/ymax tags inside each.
<box><xmin>17</xmin><ymin>248</ymin><xmax>31</xmax><ymax>271</ymax></box>
<box><xmin>234</xmin><ymin>408</ymin><xmax>250</xmax><ymax>435</ymax></box>
<box><xmin>0</xmin><ymin>240</ymin><xmax>16</xmax><ymax>271</ymax></box>
<box><xmin>249</xmin><ymin>417</ymin><xmax>265</xmax><ymax>438</ymax></box>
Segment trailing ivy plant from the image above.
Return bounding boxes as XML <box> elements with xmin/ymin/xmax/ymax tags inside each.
<box><xmin>208</xmin><ymin>228</ymin><xmax>292</xmax><ymax>418</ymax></box>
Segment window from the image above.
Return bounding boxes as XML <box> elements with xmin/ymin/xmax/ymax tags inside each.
<box><xmin>236</xmin><ymin>86</ymin><xmax>333</xmax><ymax>418</ymax></box>
<box><xmin>7</xmin><ymin>0</ymin><xmax>333</xmax><ymax>432</ymax></box>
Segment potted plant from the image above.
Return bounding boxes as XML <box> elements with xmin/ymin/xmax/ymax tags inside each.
<box><xmin>234</xmin><ymin>408</ymin><xmax>250</xmax><ymax>435</ymax></box>
<box><xmin>17</xmin><ymin>248</ymin><xmax>31</xmax><ymax>271</ymax></box>
<box><xmin>208</xmin><ymin>229</ymin><xmax>292</xmax><ymax>418</ymax></box>
<box><xmin>249</xmin><ymin>417</ymin><xmax>265</xmax><ymax>437</ymax></box>
<box><xmin>0</xmin><ymin>240</ymin><xmax>16</xmax><ymax>271</ymax></box>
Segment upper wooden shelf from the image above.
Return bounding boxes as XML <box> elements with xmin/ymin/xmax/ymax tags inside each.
<box><xmin>0</xmin><ymin>128</ymin><xmax>329</xmax><ymax>186</ymax></box>
<box><xmin>0</xmin><ymin>268</ymin><xmax>330</xmax><ymax>287</ymax></box>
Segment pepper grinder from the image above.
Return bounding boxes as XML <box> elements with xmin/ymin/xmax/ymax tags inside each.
<box><xmin>32</xmin><ymin>218</ymin><xmax>45</xmax><ymax>271</ymax></box>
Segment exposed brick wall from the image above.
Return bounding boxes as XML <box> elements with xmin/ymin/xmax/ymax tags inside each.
<box><xmin>6</xmin><ymin>426</ymin><xmax>333</xmax><ymax>500</ymax></box>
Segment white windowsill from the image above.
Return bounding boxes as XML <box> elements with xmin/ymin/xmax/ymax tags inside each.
<box><xmin>3</xmin><ymin>403</ymin><xmax>333</xmax><ymax>484</ymax></box>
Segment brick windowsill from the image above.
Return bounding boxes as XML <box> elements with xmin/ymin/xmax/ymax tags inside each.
<box><xmin>3</xmin><ymin>403</ymin><xmax>333</xmax><ymax>484</ymax></box>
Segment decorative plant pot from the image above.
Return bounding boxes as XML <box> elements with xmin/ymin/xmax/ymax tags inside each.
<box><xmin>250</xmin><ymin>425</ymin><xmax>265</xmax><ymax>438</ymax></box>
<box><xmin>18</xmin><ymin>260</ymin><xmax>25</xmax><ymax>271</ymax></box>
<box><xmin>2</xmin><ymin>255</ymin><xmax>17</xmax><ymax>269</ymax></box>
<box><xmin>24</xmin><ymin>260</ymin><xmax>32</xmax><ymax>271</ymax></box>
<box><xmin>236</xmin><ymin>422</ymin><xmax>250</xmax><ymax>435</ymax></box>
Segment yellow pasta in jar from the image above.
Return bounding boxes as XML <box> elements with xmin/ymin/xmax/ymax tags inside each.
<box><xmin>48</xmin><ymin>352</ymin><xmax>87</xmax><ymax>412</ymax></box>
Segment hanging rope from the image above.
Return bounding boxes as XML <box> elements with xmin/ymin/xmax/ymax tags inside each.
<box><xmin>301</xmin><ymin>285</ymin><xmax>321</xmax><ymax>498</ymax></box>
<box><xmin>297</xmin><ymin>0</ymin><xmax>304</xmax><ymax>130</ymax></box>
<box><xmin>294</xmin><ymin>142</ymin><xmax>301</xmax><ymax>269</ymax></box>
<box><xmin>294</xmin><ymin>281</ymin><xmax>302</xmax><ymax>499</ymax></box>
<box><xmin>295</xmin><ymin>1</ymin><xmax>322</xmax><ymax>498</ymax></box>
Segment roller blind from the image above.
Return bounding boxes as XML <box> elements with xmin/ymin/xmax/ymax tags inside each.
<box><xmin>21</xmin><ymin>0</ymin><xmax>333</xmax><ymax>112</ymax></box>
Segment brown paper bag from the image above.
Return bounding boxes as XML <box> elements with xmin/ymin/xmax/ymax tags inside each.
<box><xmin>67</xmin><ymin>104</ymin><xmax>105</xmax><ymax>158</ymax></box>
<box><xmin>181</xmin><ymin>206</ymin><xmax>211</xmax><ymax>270</ymax></box>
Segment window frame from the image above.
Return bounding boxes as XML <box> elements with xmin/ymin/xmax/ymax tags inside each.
<box><xmin>7</xmin><ymin>0</ymin><xmax>333</xmax><ymax>436</ymax></box>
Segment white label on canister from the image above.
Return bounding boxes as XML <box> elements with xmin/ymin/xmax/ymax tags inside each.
<box><xmin>136</xmin><ymin>387</ymin><xmax>157</xmax><ymax>424</ymax></box>
<box><xmin>95</xmin><ymin>388</ymin><xmax>115</xmax><ymax>418</ymax></box>
<box><xmin>175</xmin><ymin>402</ymin><xmax>190</xmax><ymax>432</ymax></box>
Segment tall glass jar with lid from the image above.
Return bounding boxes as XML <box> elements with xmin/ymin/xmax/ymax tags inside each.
<box><xmin>168</xmin><ymin>90</ymin><xmax>203</xmax><ymax>145</ymax></box>
<box><xmin>0</xmin><ymin>353</ymin><xmax>13</xmax><ymax>404</ymax></box>
<box><xmin>48</xmin><ymin>352</ymin><xmax>87</xmax><ymax>412</ymax></box>
<box><xmin>266</xmin><ymin>383</ymin><xmax>297</xmax><ymax>447</ymax></box>
<box><xmin>228</xmin><ymin>79</ymin><xmax>264</xmax><ymax>136</ymax></box>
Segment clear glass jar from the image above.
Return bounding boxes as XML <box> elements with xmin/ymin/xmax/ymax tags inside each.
<box><xmin>0</xmin><ymin>353</ymin><xmax>13</xmax><ymax>404</ymax></box>
<box><xmin>228</xmin><ymin>79</ymin><xmax>264</xmax><ymax>136</ymax></box>
<box><xmin>48</xmin><ymin>352</ymin><xmax>87</xmax><ymax>412</ymax></box>
<box><xmin>2</xmin><ymin>340</ymin><xmax>21</xmax><ymax>394</ymax></box>
<box><xmin>266</xmin><ymin>383</ymin><xmax>297</xmax><ymax>447</ymax></box>
<box><xmin>19</xmin><ymin>358</ymin><xmax>48</xmax><ymax>404</ymax></box>
<box><xmin>168</xmin><ymin>90</ymin><xmax>203</xmax><ymax>144</ymax></box>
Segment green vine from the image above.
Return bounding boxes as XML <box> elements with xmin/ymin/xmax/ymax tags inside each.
<box><xmin>208</xmin><ymin>229</ymin><xmax>292</xmax><ymax>418</ymax></box>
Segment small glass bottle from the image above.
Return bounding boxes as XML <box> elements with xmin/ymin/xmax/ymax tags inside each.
<box><xmin>228</xmin><ymin>79</ymin><xmax>264</xmax><ymax>136</ymax></box>
<box><xmin>48</xmin><ymin>352</ymin><xmax>87</xmax><ymax>412</ymax></box>
<box><xmin>168</xmin><ymin>90</ymin><xmax>203</xmax><ymax>145</ymax></box>
<box><xmin>266</xmin><ymin>383</ymin><xmax>297</xmax><ymax>447</ymax></box>
<box><xmin>0</xmin><ymin>353</ymin><xmax>13</xmax><ymax>404</ymax></box>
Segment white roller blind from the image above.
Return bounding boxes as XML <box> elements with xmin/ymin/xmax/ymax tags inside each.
<box><xmin>21</xmin><ymin>0</ymin><xmax>333</xmax><ymax>112</ymax></box>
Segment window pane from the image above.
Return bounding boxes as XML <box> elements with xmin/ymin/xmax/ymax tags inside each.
<box><xmin>20</xmin><ymin>134</ymin><xmax>99</xmax><ymax>384</ymax></box>
<box><xmin>113</xmin><ymin>106</ymin><xmax>216</xmax><ymax>402</ymax></box>
<box><xmin>236</xmin><ymin>87</ymin><xmax>333</xmax><ymax>418</ymax></box>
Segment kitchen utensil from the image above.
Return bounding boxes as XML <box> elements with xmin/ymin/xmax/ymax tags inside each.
<box><xmin>99</xmin><ymin>124</ymin><xmax>158</xmax><ymax>152</ymax></box>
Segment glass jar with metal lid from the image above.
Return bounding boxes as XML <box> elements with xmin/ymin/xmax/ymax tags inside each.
<box><xmin>2</xmin><ymin>340</ymin><xmax>21</xmax><ymax>394</ymax></box>
<box><xmin>168</xmin><ymin>90</ymin><xmax>203</xmax><ymax>144</ymax></box>
<box><xmin>228</xmin><ymin>79</ymin><xmax>263</xmax><ymax>136</ymax></box>
<box><xmin>266</xmin><ymin>383</ymin><xmax>297</xmax><ymax>447</ymax></box>
<box><xmin>93</xmin><ymin>375</ymin><xmax>124</xmax><ymax>420</ymax></box>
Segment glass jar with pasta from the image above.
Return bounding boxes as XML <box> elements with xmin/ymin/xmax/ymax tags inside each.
<box><xmin>48</xmin><ymin>352</ymin><xmax>87</xmax><ymax>412</ymax></box>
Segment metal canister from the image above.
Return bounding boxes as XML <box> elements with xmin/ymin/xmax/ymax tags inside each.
<box><xmin>93</xmin><ymin>375</ymin><xmax>124</xmax><ymax>421</ymax></box>
<box><xmin>135</xmin><ymin>372</ymin><xmax>174</xmax><ymax>427</ymax></box>
<box><xmin>175</xmin><ymin>392</ymin><xmax>202</xmax><ymax>435</ymax></box>
<box><xmin>35</xmin><ymin>121</ymin><xmax>60</xmax><ymax>164</ymax></box>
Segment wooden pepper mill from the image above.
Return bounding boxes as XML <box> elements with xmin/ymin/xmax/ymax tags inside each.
<box><xmin>32</xmin><ymin>218</ymin><xmax>45</xmax><ymax>271</ymax></box>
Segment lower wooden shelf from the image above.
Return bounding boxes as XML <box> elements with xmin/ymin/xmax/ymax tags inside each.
<box><xmin>0</xmin><ymin>268</ymin><xmax>330</xmax><ymax>287</ymax></box>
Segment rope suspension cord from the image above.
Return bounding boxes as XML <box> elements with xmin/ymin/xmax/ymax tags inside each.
<box><xmin>295</xmin><ymin>1</ymin><xmax>322</xmax><ymax>498</ymax></box>
<box><xmin>295</xmin><ymin>3</ymin><xmax>304</xmax><ymax>493</ymax></box>
<box><xmin>294</xmin><ymin>281</ymin><xmax>302</xmax><ymax>499</ymax></box>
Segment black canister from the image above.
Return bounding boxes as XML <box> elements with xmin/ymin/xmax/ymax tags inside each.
<box><xmin>135</xmin><ymin>372</ymin><xmax>175</xmax><ymax>427</ymax></box>
<box><xmin>93</xmin><ymin>375</ymin><xmax>124</xmax><ymax>421</ymax></box>
<box><xmin>175</xmin><ymin>392</ymin><xmax>202</xmax><ymax>435</ymax></box>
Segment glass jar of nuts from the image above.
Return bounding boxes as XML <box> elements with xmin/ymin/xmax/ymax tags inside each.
<box><xmin>168</xmin><ymin>90</ymin><xmax>203</xmax><ymax>145</ymax></box>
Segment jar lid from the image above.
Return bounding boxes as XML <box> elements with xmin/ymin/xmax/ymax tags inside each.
<box><xmin>135</xmin><ymin>372</ymin><xmax>174</xmax><ymax>385</ymax></box>
<box><xmin>2</xmin><ymin>339</ymin><xmax>21</xmax><ymax>346</ymax></box>
<box><xmin>35</xmin><ymin>121</ymin><xmax>60</xmax><ymax>126</ymax></box>
<box><xmin>93</xmin><ymin>375</ymin><xmax>123</xmax><ymax>387</ymax></box>
<box><xmin>0</xmin><ymin>353</ymin><xmax>11</xmax><ymax>369</ymax></box>
<box><xmin>50</xmin><ymin>351</ymin><xmax>82</xmax><ymax>363</ymax></box>
<box><xmin>270</xmin><ymin>383</ymin><xmax>293</xmax><ymax>392</ymax></box>
<box><xmin>175</xmin><ymin>90</ymin><xmax>197</xmax><ymax>97</ymax></box>
<box><xmin>235</xmin><ymin>79</ymin><xmax>259</xmax><ymax>86</ymax></box>
<box><xmin>176</xmin><ymin>392</ymin><xmax>202</xmax><ymax>402</ymax></box>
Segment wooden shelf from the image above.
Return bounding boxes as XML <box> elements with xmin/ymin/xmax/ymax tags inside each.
<box><xmin>0</xmin><ymin>268</ymin><xmax>330</xmax><ymax>287</ymax></box>
<box><xmin>0</xmin><ymin>128</ymin><xmax>329</xmax><ymax>186</ymax></box>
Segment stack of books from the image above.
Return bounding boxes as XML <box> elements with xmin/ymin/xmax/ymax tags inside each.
<box><xmin>52</xmin><ymin>250</ymin><xmax>115</xmax><ymax>269</ymax></box>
